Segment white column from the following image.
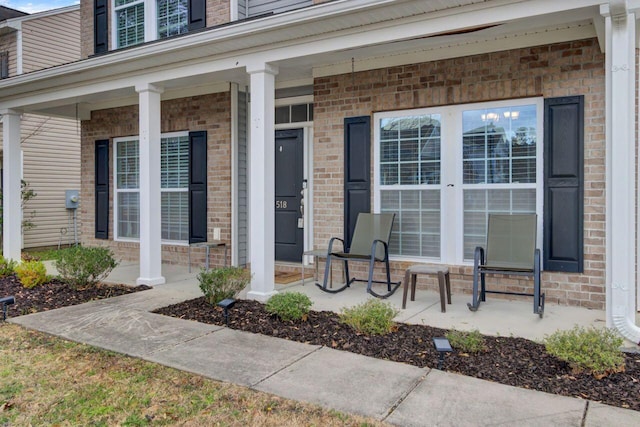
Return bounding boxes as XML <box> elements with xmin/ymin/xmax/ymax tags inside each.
<box><xmin>602</xmin><ymin>2</ymin><xmax>640</xmax><ymax>342</ymax></box>
<box><xmin>1</xmin><ymin>109</ymin><xmax>22</xmax><ymax>262</ymax></box>
<box><xmin>246</xmin><ymin>63</ymin><xmax>278</xmax><ymax>301</ymax></box>
<box><xmin>135</xmin><ymin>83</ymin><xmax>165</xmax><ymax>286</ymax></box>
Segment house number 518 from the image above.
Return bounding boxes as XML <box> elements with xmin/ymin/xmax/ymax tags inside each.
<box><xmin>276</xmin><ymin>200</ymin><xmax>288</xmax><ymax>209</ymax></box>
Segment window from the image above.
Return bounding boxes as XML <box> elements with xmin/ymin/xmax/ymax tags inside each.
<box><xmin>113</xmin><ymin>0</ymin><xmax>190</xmax><ymax>48</ymax></box>
<box><xmin>115</xmin><ymin>0</ymin><xmax>145</xmax><ymax>48</ymax></box>
<box><xmin>378</xmin><ymin>114</ymin><xmax>441</xmax><ymax>258</ymax></box>
<box><xmin>114</xmin><ymin>133</ymin><xmax>189</xmax><ymax>242</ymax></box>
<box><xmin>157</xmin><ymin>0</ymin><xmax>188</xmax><ymax>38</ymax></box>
<box><xmin>374</xmin><ymin>99</ymin><xmax>542</xmax><ymax>264</ymax></box>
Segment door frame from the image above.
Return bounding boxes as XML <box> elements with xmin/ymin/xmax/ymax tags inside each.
<box><xmin>274</xmin><ymin>121</ymin><xmax>313</xmax><ymax>265</ymax></box>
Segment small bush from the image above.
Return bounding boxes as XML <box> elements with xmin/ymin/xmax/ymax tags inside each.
<box><xmin>0</xmin><ymin>256</ymin><xmax>17</xmax><ymax>278</ymax></box>
<box><xmin>198</xmin><ymin>266</ymin><xmax>251</xmax><ymax>305</ymax></box>
<box><xmin>15</xmin><ymin>260</ymin><xmax>48</xmax><ymax>289</ymax></box>
<box><xmin>339</xmin><ymin>299</ymin><xmax>399</xmax><ymax>335</ymax></box>
<box><xmin>544</xmin><ymin>326</ymin><xmax>625</xmax><ymax>378</ymax></box>
<box><xmin>54</xmin><ymin>246</ymin><xmax>118</xmax><ymax>289</ymax></box>
<box><xmin>445</xmin><ymin>329</ymin><xmax>486</xmax><ymax>353</ymax></box>
<box><xmin>266</xmin><ymin>292</ymin><xmax>313</xmax><ymax>321</ymax></box>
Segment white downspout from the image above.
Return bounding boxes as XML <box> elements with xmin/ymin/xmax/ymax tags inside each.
<box><xmin>602</xmin><ymin>0</ymin><xmax>640</xmax><ymax>344</ymax></box>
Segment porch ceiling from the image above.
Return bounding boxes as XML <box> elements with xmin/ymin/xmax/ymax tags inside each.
<box><xmin>0</xmin><ymin>0</ymin><xmax>607</xmax><ymax>117</ymax></box>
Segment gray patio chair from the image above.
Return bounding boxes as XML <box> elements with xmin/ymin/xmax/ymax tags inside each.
<box><xmin>315</xmin><ymin>213</ymin><xmax>401</xmax><ymax>298</ymax></box>
<box><xmin>467</xmin><ymin>214</ymin><xmax>544</xmax><ymax>317</ymax></box>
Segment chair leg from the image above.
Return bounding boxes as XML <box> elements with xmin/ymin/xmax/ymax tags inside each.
<box><xmin>315</xmin><ymin>255</ymin><xmax>350</xmax><ymax>294</ymax></box>
<box><xmin>402</xmin><ymin>270</ymin><xmax>411</xmax><ymax>309</ymax></box>
<box><xmin>468</xmin><ymin>247</ymin><xmax>483</xmax><ymax>312</ymax></box>
<box><xmin>437</xmin><ymin>271</ymin><xmax>446</xmax><ymax>312</ymax></box>
<box><xmin>534</xmin><ymin>248</ymin><xmax>543</xmax><ymax>317</ymax></box>
<box><xmin>410</xmin><ymin>274</ymin><xmax>416</xmax><ymax>301</ymax></box>
<box><xmin>365</xmin><ymin>256</ymin><xmax>377</xmax><ymax>294</ymax></box>
<box><xmin>445</xmin><ymin>271</ymin><xmax>452</xmax><ymax>304</ymax></box>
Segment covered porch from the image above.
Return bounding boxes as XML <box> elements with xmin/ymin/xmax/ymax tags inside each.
<box><xmin>1</xmin><ymin>0</ymin><xmax>639</xmax><ymax>344</ymax></box>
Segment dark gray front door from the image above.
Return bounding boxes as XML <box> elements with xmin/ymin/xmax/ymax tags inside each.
<box><xmin>275</xmin><ymin>129</ymin><xmax>304</xmax><ymax>262</ymax></box>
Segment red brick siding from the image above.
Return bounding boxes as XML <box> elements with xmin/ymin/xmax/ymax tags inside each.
<box><xmin>313</xmin><ymin>38</ymin><xmax>606</xmax><ymax>309</ymax></box>
<box><xmin>80</xmin><ymin>92</ymin><xmax>232</xmax><ymax>267</ymax></box>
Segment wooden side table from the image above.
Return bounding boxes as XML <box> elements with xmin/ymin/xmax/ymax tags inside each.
<box><xmin>402</xmin><ymin>265</ymin><xmax>451</xmax><ymax>312</ymax></box>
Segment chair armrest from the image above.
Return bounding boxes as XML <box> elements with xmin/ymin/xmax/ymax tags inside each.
<box><xmin>371</xmin><ymin>239</ymin><xmax>389</xmax><ymax>261</ymax></box>
<box><xmin>327</xmin><ymin>237</ymin><xmax>345</xmax><ymax>255</ymax></box>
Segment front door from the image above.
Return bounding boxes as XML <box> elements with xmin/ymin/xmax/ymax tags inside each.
<box><xmin>275</xmin><ymin>129</ymin><xmax>304</xmax><ymax>262</ymax></box>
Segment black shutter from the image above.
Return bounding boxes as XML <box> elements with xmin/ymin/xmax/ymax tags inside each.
<box><xmin>344</xmin><ymin>116</ymin><xmax>371</xmax><ymax>250</ymax></box>
<box><xmin>95</xmin><ymin>139</ymin><xmax>109</xmax><ymax>239</ymax></box>
<box><xmin>543</xmin><ymin>96</ymin><xmax>584</xmax><ymax>272</ymax></box>
<box><xmin>0</xmin><ymin>52</ymin><xmax>8</xmax><ymax>79</ymax></box>
<box><xmin>94</xmin><ymin>0</ymin><xmax>108</xmax><ymax>54</ymax></box>
<box><xmin>189</xmin><ymin>131</ymin><xmax>207</xmax><ymax>243</ymax></box>
<box><xmin>188</xmin><ymin>0</ymin><xmax>206</xmax><ymax>31</ymax></box>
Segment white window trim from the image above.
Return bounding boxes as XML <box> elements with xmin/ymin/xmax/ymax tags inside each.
<box><xmin>113</xmin><ymin>131</ymin><xmax>190</xmax><ymax>245</ymax></box>
<box><xmin>374</xmin><ymin>97</ymin><xmax>544</xmax><ymax>266</ymax></box>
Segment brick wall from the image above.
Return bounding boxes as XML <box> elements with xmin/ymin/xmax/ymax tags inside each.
<box><xmin>80</xmin><ymin>92</ymin><xmax>232</xmax><ymax>267</ymax></box>
<box><xmin>313</xmin><ymin>38</ymin><xmax>606</xmax><ymax>309</ymax></box>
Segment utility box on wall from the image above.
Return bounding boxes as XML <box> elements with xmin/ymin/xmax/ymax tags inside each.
<box><xmin>65</xmin><ymin>190</ymin><xmax>79</xmax><ymax>209</ymax></box>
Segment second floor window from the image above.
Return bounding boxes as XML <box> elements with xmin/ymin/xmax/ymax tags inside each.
<box><xmin>115</xmin><ymin>0</ymin><xmax>145</xmax><ymax>48</ymax></box>
<box><xmin>157</xmin><ymin>0</ymin><xmax>188</xmax><ymax>38</ymax></box>
<box><xmin>114</xmin><ymin>0</ymin><xmax>190</xmax><ymax>49</ymax></box>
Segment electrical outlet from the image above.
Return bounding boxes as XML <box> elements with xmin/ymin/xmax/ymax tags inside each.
<box><xmin>213</xmin><ymin>227</ymin><xmax>221</xmax><ymax>241</ymax></box>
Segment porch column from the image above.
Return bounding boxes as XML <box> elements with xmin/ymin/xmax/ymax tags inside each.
<box><xmin>602</xmin><ymin>2</ymin><xmax>640</xmax><ymax>342</ymax></box>
<box><xmin>135</xmin><ymin>83</ymin><xmax>165</xmax><ymax>286</ymax></box>
<box><xmin>1</xmin><ymin>109</ymin><xmax>22</xmax><ymax>262</ymax></box>
<box><xmin>246</xmin><ymin>62</ymin><xmax>278</xmax><ymax>301</ymax></box>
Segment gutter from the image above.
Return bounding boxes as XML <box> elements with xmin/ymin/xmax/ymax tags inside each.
<box><xmin>602</xmin><ymin>0</ymin><xmax>640</xmax><ymax>345</ymax></box>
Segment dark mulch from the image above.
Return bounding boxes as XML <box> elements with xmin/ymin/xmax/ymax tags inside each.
<box><xmin>0</xmin><ymin>274</ymin><xmax>150</xmax><ymax>317</ymax></box>
<box><xmin>154</xmin><ymin>297</ymin><xmax>640</xmax><ymax>412</ymax></box>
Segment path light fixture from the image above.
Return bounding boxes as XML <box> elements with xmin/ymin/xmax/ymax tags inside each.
<box><xmin>217</xmin><ymin>298</ymin><xmax>236</xmax><ymax>326</ymax></box>
<box><xmin>0</xmin><ymin>296</ymin><xmax>15</xmax><ymax>321</ymax></box>
<box><xmin>433</xmin><ymin>337</ymin><xmax>453</xmax><ymax>370</ymax></box>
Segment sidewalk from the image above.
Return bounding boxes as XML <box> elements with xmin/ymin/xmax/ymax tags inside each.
<box><xmin>8</xmin><ymin>277</ymin><xmax>640</xmax><ymax>426</ymax></box>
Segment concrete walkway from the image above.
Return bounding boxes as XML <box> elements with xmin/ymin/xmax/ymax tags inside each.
<box><xmin>8</xmin><ymin>268</ymin><xmax>640</xmax><ymax>426</ymax></box>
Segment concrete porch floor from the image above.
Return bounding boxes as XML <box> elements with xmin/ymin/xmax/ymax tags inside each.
<box><xmin>52</xmin><ymin>260</ymin><xmax>612</xmax><ymax>343</ymax></box>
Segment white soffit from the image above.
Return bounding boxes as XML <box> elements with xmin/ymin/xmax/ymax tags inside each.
<box><xmin>0</xmin><ymin>0</ymin><xmax>603</xmax><ymax>111</ymax></box>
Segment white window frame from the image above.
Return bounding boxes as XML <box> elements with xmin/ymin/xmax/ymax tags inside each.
<box><xmin>374</xmin><ymin>97</ymin><xmax>543</xmax><ymax>266</ymax></box>
<box><xmin>112</xmin><ymin>0</ymin><xmax>188</xmax><ymax>48</ymax></box>
<box><xmin>113</xmin><ymin>131</ymin><xmax>190</xmax><ymax>245</ymax></box>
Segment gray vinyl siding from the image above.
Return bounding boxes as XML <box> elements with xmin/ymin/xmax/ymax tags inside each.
<box><xmin>247</xmin><ymin>0</ymin><xmax>313</xmax><ymax>17</ymax></box>
<box><xmin>237</xmin><ymin>90</ymin><xmax>248</xmax><ymax>266</ymax></box>
<box><xmin>20</xmin><ymin>114</ymin><xmax>81</xmax><ymax>249</ymax></box>
<box><xmin>237</xmin><ymin>0</ymin><xmax>247</xmax><ymax>20</ymax></box>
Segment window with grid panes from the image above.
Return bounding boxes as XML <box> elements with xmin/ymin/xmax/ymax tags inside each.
<box><xmin>375</xmin><ymin>100</ymin><xmax>541</xmax><ymax>264</ymax></box>
<box><xmin>114</xmin><ymin>133</ymin><xmax>189</xmax><ymax>242</ymax></box>
<box><xmin>461</xmin><ymin>104</ymin><xmax>537</xmax><ymax>259</ymax></box>
<box><xmin>157</xmin><ymin>0</ymin><xmax>188</xmax><ymax>38</ymax></box>
<box><xmin>378</xmin><ymin>114</ymin><xmax>442</xmax><ymax>258</ymax></box>
<box><xmin>114</xmin><ymin>0</ymin><xmax>145</xmax><ymax>48</ymax></box>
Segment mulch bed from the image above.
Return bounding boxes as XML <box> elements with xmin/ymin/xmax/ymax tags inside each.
<box><xmin>154</xmin><ymin>297</ymin><xmax>640</xmax><ymax>412</ymax></box>
<box><xmin>0</xmin><ymin>274</ymin><xmax>150</xmax><ymax>317</ymax></box>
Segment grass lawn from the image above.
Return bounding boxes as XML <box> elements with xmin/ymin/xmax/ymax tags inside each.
<box><xmin>0</xmin><ymin>324</ymin><xmax>385</xmax><ymax>426</ymax></box>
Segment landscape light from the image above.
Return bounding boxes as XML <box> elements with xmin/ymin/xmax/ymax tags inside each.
<box><xmin>433</xmin><ymin>337</ymin><xmax>453</xmax><ymax>370</ymax></box>
<box><xmin>0</xmin><ymin>296</ymin><xmax>15</xmax><ymax>321</ymax></box>
<box><xmin>217</xmin><ymin>298</ymin><xmax>236</xmax><ymax>326</ymax></box>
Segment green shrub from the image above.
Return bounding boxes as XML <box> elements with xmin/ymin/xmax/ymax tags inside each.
<box><xmin>54</xmin><ymin>246</ymin><xmax>118</xmax><ymax>289</ymax></box>
<box><xmin>198</xmin><ymin>266</ymin><xmax>251</xmax><ymax>305</ymax></box>
<box><xmin>339</xmin><ymin>299</ymin><xmax>399</xmax><ymax>335</ymax></box>
<box><xmin>0</xmin><ymin>256</ymin><xmax>17</xmax><ymax>278</ymax></box>
<box><xmin>15</xmin><ymin>260</ymin><xmax>48</xmax><ymax>289</ymax></box>
<box><xmin>266</xmin><ymin>292</ymin><xmax>313</xmax><ymax>321</ymax></box>
<box><xmin>544</xmin><ymin>326</ymin><xmax>625</xmax><ymax>378</ymax></box>
<box><xmin>445</xmin><ymin>329</ymin><xmax>486</xmax><ymax>353</ymax></box>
